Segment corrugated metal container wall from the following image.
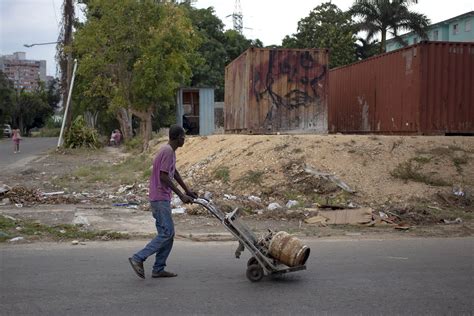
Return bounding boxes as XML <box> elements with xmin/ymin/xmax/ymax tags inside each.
<box><xmin>199</xmin><ymin>88</ymin><xmax>215</xmax><ymax>136</ymax></box>
<box><xmin>225</xmin><ymin>48</ymin><xmax>329</xmax><ymax>133</ymax></box>
<box><xmin>329</xmin><ymin>41</ymin><xmax>474</xmax><ymax>134</ymax></box>
<box><xmin>420</xmin><ymin>42</ymin><xmax>474</xmax><ymax>134</ymax></box>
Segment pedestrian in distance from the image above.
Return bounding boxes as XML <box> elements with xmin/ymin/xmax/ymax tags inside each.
<box><xmin>12</xmin><ymin>129</ymin><xmax>22</xmax><ymax>153</ymax></box>
<box><xmin>128</xmin><ymin>125</ymin><xmax>197</xmax><ymax>279</ymax></box>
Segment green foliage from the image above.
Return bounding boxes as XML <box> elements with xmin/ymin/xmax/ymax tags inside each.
<box><xmin>238</xmin><ymin>170</ymin><xmax>264</xmax><ymax>186</ymax></box>
<box><xmin>124</xmin><ymin>137</ymin><xmax>143</xmax><ymax>153</ymax></box>
<box><xmin>282</xmin><ymin>2</ymin><xmax>357</xmax><ymax>68</ymax></box>
<box><xmin>391</xmin><ymin>159</ymin><xmax>450</xmax><ymax>186</ymax></box>
<box><xmin>0</xmin><ymin>215</ymin><xmax>129</xmax><ymax>242</ymax></box>
<box><xmin>64</xmin><ymin>115</ymin><xmax>100</xmax><ymax>148</ymax></box>
<box><xmin>0</xmin><ymin>71</ymin><xmax>15</xmax><ymax>124</ymax></box>
<box><xmin>351</xmin><ymin>0</ymin><xmax>430</xmax><ymax>53</ymax></box>
<box><xmin>213</xmin><ymin>166</ymin><xmax>230</xmax><ymax>183</ymax></box>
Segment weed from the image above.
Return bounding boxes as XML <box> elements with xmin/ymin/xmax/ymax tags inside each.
<box><xmin>0</xmin><ymin>215</ymin><xmax>129</xmax><ymax>242</ymax></box>
<box><xmin>412</xmin><ymin>156</ymin><xmax>432</xmax><ymax>164</ymax></box>
<box><xmin>274</xmin><ymin>143</ymin><xmax>289</xmax><ymax>151</ymax></box>
<box><xmin>293</xmin><ymin>148</ymin><xmax>303</xmax><ymax>154</ymax></box>
<box><xmin>125</xmin><ymin>137</ymin><xmax>143</xmax><ymax>153</ymax></box>
<box><xmin>238</xmin><ymin>170</ymin><xmax>264</xmax><ymax>185</ymax></box>
<box><xmin>214</xmin><ymin>166</ymin><xmax>230</xmax><ymax>183</ymax></box>
<box><xmin>391</xmin><ymin>160</ymin><xmax>450</xmax><ymax>186</ymax></box>
<box><xmin>452</xmin><ymin>155</ymin><xmax>468</xmax><ymax>173</ymax></box>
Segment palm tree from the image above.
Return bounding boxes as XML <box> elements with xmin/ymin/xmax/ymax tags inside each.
<box><xmin>351</xmin><ymin>0</ymin><xmax>430</xmax><ymax>53</ymax></box>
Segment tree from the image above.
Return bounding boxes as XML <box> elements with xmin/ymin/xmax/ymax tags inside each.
<box><xmin>282</xmin><ymin>2</ymin><xmax>357</xmax><ymax>68</ymax></box>
<box><xmin>0</xmin><ymin>71</ymin><xmax>15</xmax><ymax>125</ymax></box>
<box><xmin>74</xmin><ymin>0</ymin><xmax>199</xmax><ymax>150</ymax></box>
<box><xmin>351</xmin><ymin>0</ymin><xmax>429</xmax><ymax>53</ymax></box>
<box><xmin>355</xmin><ymin>37</ymin><xmax>380</xmax><ymax>60</ymax></box>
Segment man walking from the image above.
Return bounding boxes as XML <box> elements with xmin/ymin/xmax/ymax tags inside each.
<box><xmin>129</xmin><ymin>125</ymin><xmax>196</xmax><ymax>279</ymax></box>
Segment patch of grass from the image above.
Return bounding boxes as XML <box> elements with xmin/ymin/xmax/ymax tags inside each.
<box><xmin>213</xmin><ymin>166</ymin><xmax>230</xmax><ymax>183</ymax></box>
<box><xmin>391</xmin><ymin>160</ymin><xmax>450</xmax><ymax>186</ymax></box>
<box><xmin>124</xmin><ymin>137</ymin><xmax>143</xmax><ymax>153</ymax></box>
<box><xmin>71</xmin><ymin>155</ymin><xmax>151</xmax><ymax>185</ymax></box>
<box><xmin>0</xmin><ymin>215</ymin><xmax>129</xmax><ymax>242</ymax></box>
<box><xmin>238</xmin><ymin>170</ymin><xmax>264</xmax><ymax>186</ymax></box>
<box><xmin>412</xmin><ymin>156</ymin><xmax>432</xmax><ymax>164</ymax></box>
<box><xmin>274</xmin><ymin>143</ymin><xmax>289</xmax><ymax>151</ymax></box>
<box><xmin>452</xmin><ymin>155</ymin><xmax>468</xmax><ymax>173</ymax></box>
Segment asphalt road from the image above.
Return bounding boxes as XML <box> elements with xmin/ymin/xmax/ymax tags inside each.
<box><xmin>1</xmin><ymin>238</ymin><xmax>472</xmax><ymax>315</ymax></box>
<box><xmin>0</xmin><ymin>137</ymin><xmax>57</xmax><ymax>171</ymax></box>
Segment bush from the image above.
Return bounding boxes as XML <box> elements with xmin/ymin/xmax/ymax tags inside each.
<box><xmin>63</xmin><ymin>115</ymin><xmax>100</xmax><ymax>149</ymax></box>
<box><xmin>124</xmin><ymin>137</ymin><xmax>143</xmax><ymax>152</ymax></box>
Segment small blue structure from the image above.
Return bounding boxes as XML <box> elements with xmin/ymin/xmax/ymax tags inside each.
<box><xmin>176</xmin><ymin>87</ymin><xmax>215</xmax><ymax>136</ymax></box>
<box><xmin>386</xmin><ymin>11</ymin><xmax>474</xmax><ymax>52</ymax></box>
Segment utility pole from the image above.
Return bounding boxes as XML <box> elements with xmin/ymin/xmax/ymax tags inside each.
<box><xmin>226</xmin><ymin>0</ymin><xmax>243</xmax><ymax>34</ymax></box>
<box><xmin>57</xmin><ymin>0</ymin><xmax>75</xmax><ymax>133</ymax></box>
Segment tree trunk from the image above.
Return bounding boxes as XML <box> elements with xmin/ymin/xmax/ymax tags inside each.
<box><xmin>116</xmin><ymin>107</ymin><xmax>133</xmax><ymax>141</ymax></box>
<box><xmin>131</xmin><ymin>107</ymin><xmax>153</xmax><ymax>152</ymax></box>
<box><xmin>380</xmin><ymin>29</ymin><xmax>387</xmax><ymax>53</ymax></box>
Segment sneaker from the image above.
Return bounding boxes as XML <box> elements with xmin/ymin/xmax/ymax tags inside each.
<box><xmin>152</xmin><ymin>270</ymin><xmax>178</xmax><ymax>278</ymax></box>
<box><xmin>128</xmin><ymin>257</ymin><xmax>145</xmax><ymax>279</ymax></box>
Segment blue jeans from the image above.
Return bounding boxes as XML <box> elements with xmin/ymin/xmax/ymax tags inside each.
<box><xmin>132</xmin><ymin>201</ymin><xmax>175</xmax><ymax>273</ymax></box>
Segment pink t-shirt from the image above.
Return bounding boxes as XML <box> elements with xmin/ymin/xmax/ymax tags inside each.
<box><xmin>149</xmin><ymin>144</ymin><xmax>176</xmax><ymax>201</ymax></box>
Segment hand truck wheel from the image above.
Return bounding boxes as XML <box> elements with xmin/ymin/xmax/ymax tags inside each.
<box><xmin>246</xmin><ymin>264</ymin><xmax>264</xmax><ymax>282</ymax></box>
<box><xmin>247</xmin><ymin>257</ymin><xmax>258</xmax><ymax>267</ymax></box>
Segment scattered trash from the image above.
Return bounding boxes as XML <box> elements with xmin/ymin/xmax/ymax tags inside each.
<box><xmin>453</xmin><ymin>187</ymin><xmax>465</xmax><ymax>197</ymax></box>
<box><xmin>304</xmin><ymin>215</ymin><xmax>328</xmax><ymax>226</ymax></box>
<box><xmin>9</xmin><ymin>237</ymin><xmax>24</xmax><ymax>242</ymax></box>
<box><xmin>117</xmin><ymin>184</ymin><xmax>135</xmax><ymax>194</ymax></box>
<box><xmin>224</xmin><ymin>194</ymin><xmax>237</xmax><ymax>200</ymax></box>
<box><xmin>72</xmin><ymin>240</ymin><xmax>79</xmax><ymax>245</ymax></box>
<box><xmin>15</xmin><ymin>227</ymin><xmax>22</xmax><ymax>231</ymax></box>
<box><xmin>171</xmin><ymin>195</ymin><xmax>183</xmax><ymax>207</ymax></box>
<box><xmin>0</xmin><ymin>184</ymin><xmax>11</xmax><ymax>195</ymax></box>
<box><xmin>379</xmin><ymin>211</ymin><xmax>389</xmax><ymax>219</ymax></box>
<box><xmin>248</xmin><ymin>195</ymin><xmax>261</xmax><ymax>203</ymax></box>
<box><xmin>112</xmin><ymin>203</ymin><xmax>129</xmax><ymax>207</ymax></box>
<box><xmin>15</xmin><ymin>203</ymin><xmax>23</xmax><ymax>208</ymax></box>
<box><xmin>2</xmin><ymin>215</ymin><xmax>16</xmax><ymax>221</ymax></box>
<box><xmin>0</xmin><ymin>198</ymin><xmax>11</xmax><ymax>206</ymax></box>
<box><xmin>72</xmin><ymin>215</ymin><xmax>90</xmax><ymax>226</ymax></box>
<box><xmin>59</xmin><ymin>230</ymin><xmax>66</xmax><ymax>234</ymax></box>
<box><xmin>394</xmin><ymin>223</ymin><xmax>411</xmax><ymax>230</ymax></box>
<box><xmin>442</xmin><ymin>218</ymin><xmax>462</xmax><ymax>225</ymax></box>
<box><xmin>126</xmin><ymin>204</ymin><xmax>138</xmax><ymax>209</ymax></box>
<box><xmin>204</xmin><ymin>191</ymin><xmax>213</xmax><ymax>200</ymax></box>
<box><xmin>318</xmin><ymin>208</ymin><xmax>373</xmax><ymax>225</ymax></box>
<box><xmin>172</xmin><ymin>207</ymin><xmax>186</xmax><ymax>214</ymax></box>
<box><xmin>267</xmin><ymin>203</ymin><xmax>282</xmax><ymax>211</ymax></box>
<box><xmin>286</xmin><ymin>200</ymin><xmax>298</xmax><ymax>208</ymax></box>
<box><xmin>41</xmin><ymin>191</ymin><xmax>65</xmax><ymax>196</ymax></box>
<box><xmin>304</xmin><ymin>165</ymin><xmax>356</xmax><ymax>193</ymax></box>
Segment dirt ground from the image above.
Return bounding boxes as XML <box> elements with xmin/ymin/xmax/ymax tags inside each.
<box><xmin>1</xmin><ymin>134</ymin><xmax>473</xmax><ymax>241</ymax></box>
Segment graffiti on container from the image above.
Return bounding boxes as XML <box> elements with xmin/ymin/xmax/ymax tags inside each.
<box><xmin>253</xmin><ymin>50</ymin><xmax>327</xmax><ymax>127</ymax></box>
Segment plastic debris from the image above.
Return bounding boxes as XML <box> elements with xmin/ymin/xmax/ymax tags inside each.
<box><xmin>171</xmin><ymin>195</ymin><xmax>183</xmax><ymax>207</ymax></box>
<box><xmin>72</xmin><ymin>240</ymin><xmax>79</xmax><ymax>245</ymax></box>
<box><xmin>9</xmin><ymin>237</ymin><xmax>24</xmax><ymax>242</ymax></box>
<box><xmin>286</xmin><ymin>200</ymin><xmax>298</xmax><ymax>208</ymax></box>
<box><xmin>267</xmin><ymin>202</ymin><xmax>281</xmax><ymax>211</ymax></box>
<box><xmin>72</xmin><ymin>215</ymin><xmax>90</xmax><ymax>226</ymax></box>
<box><xmin>172</xmin><ymin>207</ymin><xmax>186</xmax><ymax>214</ymax></box>
<box><xmin>41</xmin><ymin>191</ymin><xmax>65</xmax><ymax>196</ymax></box>
<box><xmin>453</xmin><ymin>187</ymin><xmax>465</xmax><ymax>197</ymax></box>
<box><xmin>224</xmin><ymin>194</ymin><xmax>237</xmax><ymax>200</ymax></box>
<box><xmin>15</xmin><ymin>203</ymin><xmax>23</xmax><ymax>208</ymax></box>
<box><xmin>442</xmin><ymin>218</ymin><xmax>462</xmax><ymax>224</ymax></box>
<box><xmin>248</xmin><ymin>195</ymin><xmax>262</xmax><ymax>203</ymax></box>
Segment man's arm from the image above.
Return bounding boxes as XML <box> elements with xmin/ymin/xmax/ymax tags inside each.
<box><xmin>160</xmin><ymin>171</ymin><xmax>193</xmax><ymax>203</ymax></box>
<box><xmin>174</xmin><ymin>170</ymin><xmax>197</xmax><ymax>199</ymax></box>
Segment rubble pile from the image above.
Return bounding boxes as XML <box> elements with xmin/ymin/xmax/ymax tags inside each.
<box><xmin>1</xmin><ymin>186</ymin><xmax>79</xmax><ymax>206</ymax></box>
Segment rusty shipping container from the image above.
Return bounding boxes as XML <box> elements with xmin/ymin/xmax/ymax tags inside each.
<box><xmin>329</xmin><ymin>41</ymin><xmax>474</xmax><ymax>134</ymax></box>
<box><xmin>225</xmin><ymin>48</ymin><xmax>329</xmax><ymax>133</ymax></box>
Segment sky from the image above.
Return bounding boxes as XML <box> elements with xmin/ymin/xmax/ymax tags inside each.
<box><xmin>0</xmin><ymin>0</ymin><xmax>473</xmax><ymax>77</ymax></box>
